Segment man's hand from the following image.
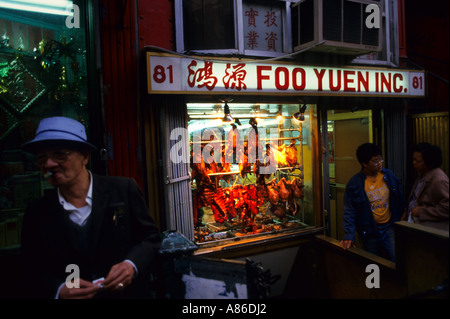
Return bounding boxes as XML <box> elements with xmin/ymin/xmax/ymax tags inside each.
<box><xmin>59</xmin><ymin>278</ymin><xmax>100</xmax><ymax>299</ymax></box>
<box><xmin>340</xmin><ymin>239</ymin><xmax>356</xmax><ymax>250</ymax></box>
<box><xmin>102</xmin><ymin>261</ymin><xmax>136</xmax><ymax>292</ymax></box>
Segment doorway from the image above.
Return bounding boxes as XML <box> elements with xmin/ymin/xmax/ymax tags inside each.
<box><xmin>327</xmin><ymin>110</ymin><xmax>373</xmax><ymax>240</ymax></box>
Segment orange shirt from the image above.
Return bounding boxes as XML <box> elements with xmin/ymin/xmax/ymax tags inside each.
<box><xmin>365</xmin><ymin>172</ymin><xmax>391</xmax><ymax>224</ymax></box>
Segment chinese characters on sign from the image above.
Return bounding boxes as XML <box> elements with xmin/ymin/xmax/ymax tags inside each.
<box><xmin>187</xmin><ymin>60</ymin><xmax>218</xmax><ymax>91</ymax></box>
<box><xmin>187</xmin><ymin>61</ymin><xmax>248</xmax><ymax>92</ymax></box>
<box><xmin>147</xmin><ymin>54</ymin><xmax>426</xmax><ymax>97</ymax></box>
<box><xmin>243</xmin><ymin>3</ymin><xmax>282</xmax><ymax>52</ymax></box>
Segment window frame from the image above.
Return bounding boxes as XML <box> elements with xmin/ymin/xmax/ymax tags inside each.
<box><xmin>174</xmin><ymin>0</ymin><xmax>293</xmax><ymax>57</ymax></box>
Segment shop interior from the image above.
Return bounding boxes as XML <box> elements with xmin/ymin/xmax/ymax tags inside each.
<box><xmin>186</xmin><ymin>102</ymin><xmax>319</xmax><ymax>246</ymax></box>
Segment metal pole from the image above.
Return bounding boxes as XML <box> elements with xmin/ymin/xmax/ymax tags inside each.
<box><xmin>321</xmin><ymin>107</ymin><xmax>331</xmax><ymax>236</ymax></box>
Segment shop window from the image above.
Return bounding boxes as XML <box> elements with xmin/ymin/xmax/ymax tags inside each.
<box><xmin>0</xmin><ymin>1</ymin><xmax>90</xmax><ymax>250</ymax></box>
<box><xmin>187</xmin><ymin>103</ymin><xmax>318</xmax><ymax>246</ymax></box>
<box><xmin>175</xmin><ymin>0</ymin><xmax>291</xmax><ymax>57</ymax></box>
<box><xmin>182</xmin><ymin>0</ymin><xmax>235</xmax><ymax>51</ymax></box>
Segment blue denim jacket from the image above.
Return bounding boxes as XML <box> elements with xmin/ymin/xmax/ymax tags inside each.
<box><xmin>342</xmin><ymin>168</ymin><xmax>405</xmax><ymax>243</ymax></box>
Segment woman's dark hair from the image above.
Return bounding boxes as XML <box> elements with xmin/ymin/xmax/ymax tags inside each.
<box><xmin>413</xmin><ymin>142</ymin><xmax>442</xmax><ymax>169</ymax></box>
<box><xmin>356</xmin><ymin>143</ymin><xmax>381</xmax><ymax>166</ymax></box>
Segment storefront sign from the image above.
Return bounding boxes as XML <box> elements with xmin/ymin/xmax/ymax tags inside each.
<box><xmin>147</xmin><ymin>52</ymin><xmax>426</xmax><ymax>97</ymax></box>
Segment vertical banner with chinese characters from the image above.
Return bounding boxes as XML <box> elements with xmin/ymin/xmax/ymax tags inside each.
<box><xmin>243</xmin><ymin>2</ymin><xmax>283</xmax><ymax>52</ymax></box>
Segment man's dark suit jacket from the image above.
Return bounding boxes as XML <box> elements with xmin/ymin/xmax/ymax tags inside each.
<box><xmin>20</xmin><ymin>174</ymin><xmax>161</xmax><ymax>299</ymax></box>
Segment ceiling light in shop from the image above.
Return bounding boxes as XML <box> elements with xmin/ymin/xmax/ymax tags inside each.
<box><xmin>221</xmin><ymin>99</ymin><xmax>234</xmax><ymax>124</ymax></box>
<box><xmin>188</xmin><ymin>119</ymin><xmax>223</xmax><ymax>132</ymax></box>
<box><xmin>276</xmin><ymin>105</ymin><xmax>284</xmax><ymax>123</ymax></box>
<box><xmin>187</xmin><ymin>103</ymin><xmax>301</xmax><ymax>122</ymax></box>
<box><xmin>292</xmin><ymin>104</ymin><xmax>307</xmax><ymax>123</ymax></box>
<box><xmin>0</xmin><ymin>0</ymin><xmax>73</xmax><ymax>16</ymax></box>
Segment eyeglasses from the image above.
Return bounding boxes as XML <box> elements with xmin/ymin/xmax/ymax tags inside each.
<box><xmin>36</xmin><ymin>151</ymin><xmax>72</xmax><ymax>165</ymax></box>
<box><xmin>370</xmin><ymin>157</ymin><xmax>383</xmax><ymax>164</ymax></box>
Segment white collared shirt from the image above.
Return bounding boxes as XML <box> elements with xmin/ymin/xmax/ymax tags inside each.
<box><xmin>57</xmin><ymin>171</ymin><xmax>93</xmax><ymax>226</ymax></box>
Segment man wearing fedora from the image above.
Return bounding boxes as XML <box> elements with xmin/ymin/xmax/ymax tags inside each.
<box><xmin>20</xmin><ymin>116</ymin><xmax>161</xmax><ymax>299</ymax></box>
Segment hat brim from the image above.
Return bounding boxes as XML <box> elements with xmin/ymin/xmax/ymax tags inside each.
<box><xmin>21</xmin><ymin>139</ymin><xmax>97</xmax><ymax>154</ymax></box>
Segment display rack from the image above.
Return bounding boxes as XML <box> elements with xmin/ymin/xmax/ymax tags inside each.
<box><xmin>191</xmin><ymin>120</ymin><xmax>307</xmax><ymax>245</ymax></box>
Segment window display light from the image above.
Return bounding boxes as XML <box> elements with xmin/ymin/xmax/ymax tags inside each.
<box><xmin>221</xmin><ymin>99</ymin><xmax>235</xmax><ymax>124</ymax></box>
<box><xmin>292</xmin><ymin>104</ymin><xmax>307</xmax><ymax>122</ymax></box>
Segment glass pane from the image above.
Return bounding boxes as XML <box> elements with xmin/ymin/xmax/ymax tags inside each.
<box><xmin>187</xmin><ymin>103</ymin><xmax>317</xmax><ymax>246</ymax></box>
<box><xmin>299</xmin><ymin>0</ymin><xmax>314</xmax><ymax>44</ymax></box>
<box><xmin>327</xmin><ymin>109</ymin><xmax>372</xmax><ymax>240</ymax></box>
<box><xmin>323</xmin><ymin>0</ymin><xmax>341</xmax><ymax>41</ymax></box>
<box><xmin>243</xmin><ymin>0</ymin><xmax>284</xmax><ymax>52</ymax></box>
<box><xmin>343</xmin><ymin>0</ymin><xmax>361</xmax><ymax>44</ymax></box>
<box><xmin>0</xmin><ymin>1</ymin><xmax>89</xmax><ymax>249</ymax></box>
<box><xmin>183</xmin><ymin>0</ymin><xmax>235</xmax><ymax>50</ymax></box>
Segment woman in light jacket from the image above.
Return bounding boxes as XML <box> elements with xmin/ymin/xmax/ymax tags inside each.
<box><xmin>404</xmin><ymin>143</ymin><xmax>449</xmax><ymax>232</ymax></box>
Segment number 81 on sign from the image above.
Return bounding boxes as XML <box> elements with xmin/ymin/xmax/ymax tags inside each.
<box><xmin>409</xmin><ymin>72</ymin><xmax>425</xmax><ymax>96</ymax></box>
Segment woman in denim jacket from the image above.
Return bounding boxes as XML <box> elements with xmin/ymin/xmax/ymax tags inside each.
<box><xmin>340</xmin><ymin>143</ymin><xmax>405</xmax><ymax>261</ymax></box>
